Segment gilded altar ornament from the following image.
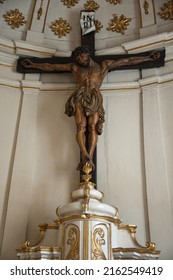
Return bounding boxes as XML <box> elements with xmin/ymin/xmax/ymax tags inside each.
<box><xmin>3</xmin><ymin>9</ymin><xmax>27</xmax><ymax>29</ymax></box>
<box><xmin>117</xmin><ymin>224</ymin><xmax>159</xmax><ymax>253</ymax></box>
<box><xmin>106</xmin><ymin>0</ymin><xmax>121</xmax><ymax>4</ymax></box>
<box><xmin>80</xmin><ymin>162</ymin><xmax>95</xmax><ymax>185</ymax></box>
<box><xmin>49</xmin><ymin>18</ymin><xmax>72</xmax><ymax>37</ymax></box>
<box><xmin>159</xmin><ymin>0</ymin><xmax>173</xmax><ymax>20</ymax></box>
<box><xmin>65</xmin><ymin>225</ymin><xmax>80</xmax><ymax>260</ymax></box>
<box><xmin>144</xmin><ymin>0</ymin><xmax>149</xmax><ymax>15</ymax></box>
<box><xmin>61</xmin><ymin>0</ymin><xmax>79</xmax><ymax>8</ymax></box>
<box><xmin>94</xmin><ymin>20</ymin><xmax>103</xmax><ymax>32</ymax></box>
<box><xmin>84</xmin><ymin>0</ymin><xmax>100</xmax><ymax>11</ymax></box>
<box><xmin>107</xmin><ymin>14</ymin><xmax>131</xmax><ymax>34</ymax></box>
<box><xmin>92</xmin><ymin>228</ymin><xmax>107</xmax><ymax>260</ymax></box>
<box><xmin>82</xmin><ymin>162</ymin><xmax>93</xmax><ymax>182</ymax></box>
<box><xmin>81</xmin><ymin>185</ymin><xmax>90</xmax><ymax>212</ymax></box>
<box><xmin>37</xmin><ymin>0</ymin><xmax>43</xmax><ymax>20</ymax></box>
<box><xmin>20</xmin><ymin>223</ymin><xmax>58</xmax><ymax>249</ymax></box>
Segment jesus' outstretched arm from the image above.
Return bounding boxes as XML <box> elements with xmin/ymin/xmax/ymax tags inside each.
<box><xmin>21</xmin><ymin>58</ymin><xmax>72</xmax><ymax>72</ymax></box>
<box><xmin>102</xmin><ymin>52</ymin><xmax>160</xmax><ymax>72</ymax></box>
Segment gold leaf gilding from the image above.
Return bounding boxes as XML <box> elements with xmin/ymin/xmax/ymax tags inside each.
<box><xmin>107</xmin><ymin>14</ymin><xmax>131</xmax><ymax>34</ymax></box>
<box><xmin>3</xmin><ymin>9</ymin><xmax>27</xmax><ymax>29</ymax></box>
<box><xmin>49</xmin><ymin>18</ymin><xmax>72</xmax><ymax>37</ymax></box>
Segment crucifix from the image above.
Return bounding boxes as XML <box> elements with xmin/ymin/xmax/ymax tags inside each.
<box><xmin>17</xmin><ymin>11</ymin><xmax>165</xmax><ymax>186</ymax></box>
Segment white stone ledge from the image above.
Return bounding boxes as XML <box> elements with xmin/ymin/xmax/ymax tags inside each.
<box><xmin>139</xmin><ymin>73</ymin><xmax>173</xmax><ymax>87</ymax></box>
<box><xmin>0</xmin><ymin>77</ymin><xmax>20</xmax><ymax>87</ymax></box>
<box><xmin>0</xmin><ymin>50</ymin><xmax>18</xmax><ymax>66</ymax></box>
<box><xmin>0</xmin><ymin>77</ymin><xmax>21</xmax><ymax>92</ymax></box>
<box><xmin>14</xmin><ymin>40</ymin><xmax>56</xmax><ymax>58</ymax></box>
<box><xmin>0</xmin><ymin>36</ymin><xmax>15</xmax><ymax>54</ymax></box>
<box><xmin>122</xmin><ymin>32</ymin><xmax>173</xmax><ymax>53</ymax></box>
<box><xmin>0</xmin><ymin>32</ymin><xmax>172</xmax><ymax>59</ymax></box>
<box><xmin>96</xmin><ymin>46</ymin><xmax>126</xmax><ymax>55</ymax></box>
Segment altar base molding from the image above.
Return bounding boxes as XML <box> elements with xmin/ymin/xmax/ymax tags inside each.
<box><xmin>16</xmin><ymin>181</ymin><xmax>160</xmax><ymax>260</ymax></box>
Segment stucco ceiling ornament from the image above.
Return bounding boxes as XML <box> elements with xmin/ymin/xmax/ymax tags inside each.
<box><xmin>61</xmin><ymin>0</ymin><xmax>79</xmax><ymax>8</ymax></box>
<box><xmin>159</xmin><ymin>0</ymin><xmax>173</xmax><ymax>20</ymax></box>
<box><xmin>107</xmin><ymin>14</ymin><xmax>131</xmax><ymax>34</ymax></box>
<box><xmin>94</xmin><ymin>20</ymin><xmax>103</xmax><ymax>32</ymax></box>
<box><xmin>49</xmin><ymin>18</ymin><xmax>72</xmax><ymax>37</ymax></box>
<box><xmin>106</xmin><ymin>0</ymin><xmax>121</xmax><ymax>4</ymax></box>
<box><xmin>84</xmin><ymin>0</ymin><xmax>100</xmax><ymax>11</ymax></box>
<box><xmin>144</xmin><ymin>0</ymin><xmax>149</xmax><ymax>15</ymax></box>
<box><xmin>3</xmin><ymin>9</ymin><xmax>27</xmax><ymax>29</ymax></box>
<box><xmin>37</xmin><ymin>0</ymin><xmax>44</xmax><ymax>20</ymax></box>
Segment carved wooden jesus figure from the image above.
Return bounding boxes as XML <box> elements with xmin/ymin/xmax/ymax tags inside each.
<box><xmin>21</xmin><ymin>46</ymin><xmax>160</xmax><ymax>171</ymax></box>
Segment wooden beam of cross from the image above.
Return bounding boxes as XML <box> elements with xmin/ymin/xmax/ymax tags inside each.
<box><xmin>17</xmin><ymin>11</ymin><xmax>165</xmax><ymax>187</ymax></box>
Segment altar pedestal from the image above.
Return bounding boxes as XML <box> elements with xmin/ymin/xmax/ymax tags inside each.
<box><xmin>16</xmin><ymin>182</ymin><xmax>160</xmax><ymax>260</ymax></box>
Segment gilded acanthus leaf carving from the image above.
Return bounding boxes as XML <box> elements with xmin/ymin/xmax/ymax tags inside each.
<box><xmin>65</xmin><ymin>226</ymin><xmax>80</xmax><ymax>260</ymax></box>
<box><xmin>92</xmin><ymin>227</ymin><xmax>107</xmax><ymax>260</ymax></box>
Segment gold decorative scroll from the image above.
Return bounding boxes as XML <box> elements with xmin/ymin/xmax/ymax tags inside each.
<box><xmin>20</xmin><ymin>223</ymin><xmax>58</xmax><ymax>250</ymax></box>
<box><xmin>49</xmin><ymin>18</ymin><xmax>72</xmax><ymax>37</ymax></box>
<box><xmin>159</xmin><ymin>0</ymin><xmax>173</xmax><ymax>20</ymax></box>
<box><xmin>61</xmin><ymin>0</ymin><xmax>79</xmax><ymax>8</ymax></box>
<box><xmin>65</xmin><ymin>225</ymin><xmax>80</xmax><ymax>260</ymax></box>
<box><xmin>118</xmin><ymin>224</ymin><xmax>160</xmax><ymax>253</ymax></box>
<box><xmin>107</xmin><ymin>14</ymin><xmax>131</xmax><ymax>34</ymax></box>
<box><xmin>106</xmin><ymin>0</ymin><xmax>121</xmax><ymax>4</ymax></box>
<box><xmin>3</xmin><ymin>9</ymin><xmax>27</xmax><ymax>29</ymax></box>
<box><xmin>84</xmin><ymin>0</ymin><xmax>100</xmax><ymax>11</ymax></box>
<box><xmin>92</xmin><ymin>227</ymin><xmax>107</xmax><ymax>260</ymax></box>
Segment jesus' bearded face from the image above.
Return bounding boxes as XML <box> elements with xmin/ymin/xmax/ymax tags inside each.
<box><xmin>75</xmin><ymin>53</ymin><xmax>90</xmax><ymax>67</ymax></box>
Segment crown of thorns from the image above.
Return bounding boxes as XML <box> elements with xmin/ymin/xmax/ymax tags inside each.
<box><xmin>71</xmin><ymin>46</ymin><xmax>94</xmax><ymax>61</ymax></box>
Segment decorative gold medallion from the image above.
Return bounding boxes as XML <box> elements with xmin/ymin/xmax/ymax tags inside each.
<box><xmin>159</xmin><ymin>0</ymin><xmax>173</xmax><ymax>20</ymax></box>
<box><xmin>107</xmin><ymin>14</ymin><xmax>131</xmax><ymax>34</ymax></box>
<box><xmin>106</xmin><ymin>0</ymin><xmax>121</xmax><ymax>4</ymax></box>
<box><xmin>3</xmin><ymin>9</ymin><xmax>27</xmax><ymax>29</ymax></box>
<box><xmin>144</xmin><ymin>0</ymin><xmax>149</xmax><ymax>15</ymax></box>
<box><xmin>84</xmin><ymin>0</ymin><xmax>100</xmax><ymax>11</ymax></box>
<box><xmin>61</xmin><ymin>0</ymin><xmax>79</xmax><ymax>8</ymax></box>
<box><xmin>65</xmin><ymin>225</ymin><xmax>80</xmax><ymax>260</ymax></box>
<box><xmin>95</xmin><ymin>20</ymin><xmax>103</xmax><ymax>32</ymax></box>
<box><xmin>49</xmin><ymin>18</ymin><xmax>72</xmax><ymax>37</ymax></box>
<box><xmin>92</xmin><ymin>227</ymin><xmax>107</xmax><ymax>260</ymax></box>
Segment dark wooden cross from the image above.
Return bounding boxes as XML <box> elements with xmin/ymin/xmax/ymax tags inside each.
<box><xmin>17</xmin><ymin>11</ymin><xmax>165</xmax><ymax>185</ymax></box>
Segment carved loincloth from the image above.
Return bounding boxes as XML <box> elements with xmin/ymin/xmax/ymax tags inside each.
<box><xmin>65</xmin><ymin>86</ymin><xmax>105</xmax><ymax>135</ymax></box>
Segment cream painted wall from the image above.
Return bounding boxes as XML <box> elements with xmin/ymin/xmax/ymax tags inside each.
<box><xmin>0</xmin><ymin>0</ymin><xmax>173</xmax><ymax>260</ymax></box>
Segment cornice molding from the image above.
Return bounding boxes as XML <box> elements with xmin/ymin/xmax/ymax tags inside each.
<box><xmin>0</xmin><ymin>32</ymin><xmax>173</xmax><ymax>58</ymax></box>
<box><xmin>139</xmin><ymin>73</ymin><xmax>173</xmax><ymax>88</ymax></box>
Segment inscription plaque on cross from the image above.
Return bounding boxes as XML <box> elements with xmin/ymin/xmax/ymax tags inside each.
<box><xmin>17</xmin><ymin>11</ymin><xmax>165</xmax><ymax>186</ymax></box>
